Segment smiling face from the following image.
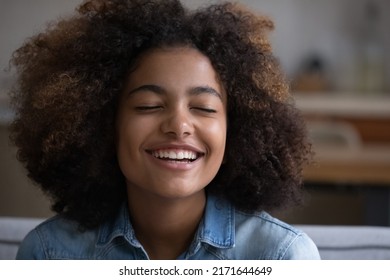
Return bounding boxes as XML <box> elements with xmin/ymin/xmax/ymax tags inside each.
<box><xmin>116</xmin><ymin>47</ymin><xmax>227</xmax><ymax>201</ymax></box>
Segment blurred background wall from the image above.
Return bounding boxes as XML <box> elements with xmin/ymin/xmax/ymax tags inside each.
<box><xmin>1</xmin><ymin>0</ymin><xmax>390</xmax><ymax>224</ymax></box>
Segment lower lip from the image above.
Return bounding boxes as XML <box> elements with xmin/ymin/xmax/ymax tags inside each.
<box><xmin>146</xmin><ymin>152</ymin><xmax>201</xmax><ymax>171</ymax></box>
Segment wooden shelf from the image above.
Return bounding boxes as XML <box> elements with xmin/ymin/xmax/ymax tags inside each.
<box><xmin>293</xmin><ymin>92</ymin><xmax>390</xmax><ymax>118</ymax></box>
<box><xmin>304</xmin><ymin>145</ymin><xmax>390</xmax><ymax>185</ymax></box>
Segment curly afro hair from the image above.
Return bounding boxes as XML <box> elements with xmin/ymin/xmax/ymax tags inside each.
<box><xmin>9</xmin><ymin>0</ymin><xmax>311</xmax><ymax>229</ymax></box>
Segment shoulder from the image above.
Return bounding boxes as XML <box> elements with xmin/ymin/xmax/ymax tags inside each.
<box><xmin>232</xmin><ymin>210</ymin><xmax>320</xmax><ymax>259</ymax></box>
<box><xmin>16</xmin><ymin>215</ymin><xmax>98</xmax><ymax>260</ymax></box>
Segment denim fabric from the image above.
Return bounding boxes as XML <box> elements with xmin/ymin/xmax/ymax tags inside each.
<box><xmin>16</xmin><ymin>195</ymin><xmax>320</xmax><ymax>260</ymax></box>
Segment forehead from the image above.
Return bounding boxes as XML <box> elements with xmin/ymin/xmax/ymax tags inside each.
<box><xmin>133</xmin><ymin>46</ymin><xmax>212</xmax><ymax>69</ymax></box>
<box><xmin>130</xmin><ymin>47</ymin><xmax>219</xmax><ymax>81</ymax></box>
<box><xmin>126</xmin><ymin>47</ymin><xmax>225</xmax><ymax>92</ymax></box>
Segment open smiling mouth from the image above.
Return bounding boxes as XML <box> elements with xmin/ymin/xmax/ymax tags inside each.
<box><xmin>147</xmin><ymin>149</ymin><xmax>204</xmax><ymax>163</ymax></box>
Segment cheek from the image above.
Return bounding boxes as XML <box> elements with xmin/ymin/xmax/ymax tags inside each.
<box><xmin>116</xmin><ymin>130</ymin><xmax>135</xmax><ymax>174</ymax></box>
<box><xmin>116</xmin><ymin>119</ymin><xmax>142</xmax><ymax>163</ymax></box>
<box><xmin>203</xmin><ymin>119</ymin><xmax>227</xmax><ymax>157</ymax></box>
<box><xmin>117</xmin><ymin>114</ymin><xmax>154</xmax><ymax>145</ymax></box>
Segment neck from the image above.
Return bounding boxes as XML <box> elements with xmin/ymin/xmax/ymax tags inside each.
<box><xmin>127</xmin><ymin>189</ymin><xmax>206</xmax><ymax>260</ymax></box>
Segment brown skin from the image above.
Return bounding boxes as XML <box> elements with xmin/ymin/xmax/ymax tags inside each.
<box><xmin>116</xmin><ymin>47</ymin><xmax>227</xmax><ymax>259</ymax></box>
<box><xmin>127</xmin><ymin>191</ymin><xmax>205</xmax><ymax>259</ymax></box>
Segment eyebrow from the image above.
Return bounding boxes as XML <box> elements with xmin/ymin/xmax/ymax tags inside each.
<box><xmin>128</xmin><ymin>84</ymin><xmax>165</xmax><ymax>96</ymax></box>
<box><xmin>189</xmin><ymin>86</ymin><xmax>222</xmax><ymax>100</ymax></box>
<box><xmin>127</xmin><ymin>84</ymin><xmax>223</xmax><ymax>100</ymax></box>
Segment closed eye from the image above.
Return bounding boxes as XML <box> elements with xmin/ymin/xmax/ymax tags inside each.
<box><xmin>135</xmin><ymin>106</ymin><xmax>163</xmax><ymax>112</ymax></box>
<box><xmin>191</xmin><ymin>107</ymin><xmax>217</xmax><ymax>113</ymax></box>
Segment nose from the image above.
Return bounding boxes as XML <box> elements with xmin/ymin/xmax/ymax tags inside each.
<box><xmin>160</xmin><ymin>107</ymin><xmax>194</xmax><ymax>138</ymax></box>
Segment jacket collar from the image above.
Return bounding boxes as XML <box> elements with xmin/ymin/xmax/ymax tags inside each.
<box><xmin>96</xmin><ymin>194</ymin><xmax>236</xmax><ymax>251</ymax></box>
<box><xmin>96</xmin><ymin>202</ymin><xmax>142</xmax><ymax>248</ymax></box>
<box><xmin>198</xmin><ymin>194</ymin><xmax>235</xmax><ymax>246</ymax></box>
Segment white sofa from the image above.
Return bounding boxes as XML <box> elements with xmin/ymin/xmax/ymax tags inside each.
<box><xmin>296</xmin><ymin>225</ymin><xmax>390</xmax><ymax>259</ymax></box>
<box><xmin>1</xmin><ymin>217</ymin><xmax>390</xmax><ymax>259</ymax></box>
<box><xmin>0</xmin><ymin>217</ymin><xmax>44</xmax><ymax>260</ymax></box>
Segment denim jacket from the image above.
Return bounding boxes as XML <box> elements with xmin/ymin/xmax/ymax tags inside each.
<box><xmin>16</xmin><ymin>194</ymin><xmax>320</xmax><ymax>260</ymax></box>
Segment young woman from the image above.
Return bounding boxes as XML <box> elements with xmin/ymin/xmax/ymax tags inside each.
<box><xmin>11</xmin><ymin>0</ymin><xmax>320</xmax><ymax>259</ymax></box>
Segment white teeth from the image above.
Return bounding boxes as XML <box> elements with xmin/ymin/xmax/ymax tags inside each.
<box><xmin>152</xmin><ymin>150</ymin><xmax>198</xmax><ymax>160</ymax></box>
<box><xmin>169</xmin><ymin>151</ymin><xmax>176</xmax><ymax>159</ymax></box>
<box><xmin>177</xmin><ymin>151</ymin><xmax>184</xmax><ymax>159</ymax></box>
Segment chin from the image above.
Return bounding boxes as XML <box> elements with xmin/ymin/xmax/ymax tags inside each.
<box><xmin>153</xmin><ymin>184</ymin><xmax>205</xmax><ymax>200</ymax></box>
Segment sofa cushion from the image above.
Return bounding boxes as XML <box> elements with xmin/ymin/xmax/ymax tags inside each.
<box><xmin>297</xmin><ymin>225</ymin><xmax>390</xmax><ymax>259</ymax></box>
<box><xmin>0</xmin><ymin>217</ymin><xmax>44</xmax><ymax>260</ymax></box>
